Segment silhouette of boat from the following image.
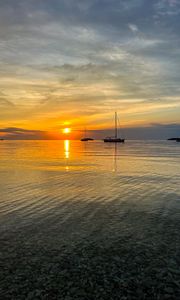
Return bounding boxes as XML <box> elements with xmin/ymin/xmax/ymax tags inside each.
<box><xmin>168</xmin><ymin>138</ymin><xmax>177</xmax><ymax>140</ymax></box>
<box><xmin>81</xmin><ymin>128</ymin><xmax>94</xmax><ymax>141</ymax></box>
<box><xmin>168</xmin><ymin>137</ymin><xmax>180</xmax><ymax>142</ymax></box>
<box><xmin>104</xmin><ymin>112</ymin><xmax>125</xmax><ymax>143</ymax></box>
<box><xmin>81</xmin><ymin>137</ymin><xmax>94</xmax><ymax>141</ymax></box>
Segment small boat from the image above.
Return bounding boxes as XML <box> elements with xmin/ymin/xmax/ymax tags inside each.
<box><xmin>81</xmin><ymin>128</ymin><xmax>94</xmax><ymax>141</ymax></box>
<box><xmin>104</xmin><ymin>137</ymin><xmax>125</xmax><ymax>143</ymax></box>
<box><xmin>104</xmin><ymin>112</ymin><xmax>125</xmax><ymax>143</ymax></box>
<box><xmin>81</xmin><ymin>137</ymin><xmax>94</xmax><ymax>141</ymax></box>
<box><xmin>168</xmin><ymin>138</ymin><xmax>178</xmax><ymax>141</ymax></box>
<box><xmin>167</xmin><ymin>137</ymin><xmax>180</xmax><ymax>142</ymax></box>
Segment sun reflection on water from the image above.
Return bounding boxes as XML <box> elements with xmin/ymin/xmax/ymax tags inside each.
<box><xmin>64</xmin><ymin>140</ymin><xmax>70</xmax><ymax>159</ymax></box>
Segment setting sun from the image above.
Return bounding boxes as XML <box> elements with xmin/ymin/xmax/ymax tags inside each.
<box><xmin>62</xmin><ymin>128</ymin><xmax>71</xmax><ymax>134</ymax></box>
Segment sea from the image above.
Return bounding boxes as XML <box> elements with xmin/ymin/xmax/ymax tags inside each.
<box><xmin>0</xmin><ymin>140</ymin><xmax>180</xmax><ymax>299</ymax></box>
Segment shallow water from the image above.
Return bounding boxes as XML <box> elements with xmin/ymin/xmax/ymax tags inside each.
<box><xmin>0</xmin><ymin>140</ymin><xmax>180</xmax><ymax>299</ymax></box>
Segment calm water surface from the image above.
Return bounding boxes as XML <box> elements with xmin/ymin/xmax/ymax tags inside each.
<box><xmin>0</xmin><ymin>140</ymin><xmax>180</xmax><ymax>299</ymax></box>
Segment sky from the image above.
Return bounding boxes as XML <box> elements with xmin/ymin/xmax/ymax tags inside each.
<box><xmin>0</xmin><ymin>0</ymin><xmax>180</xmax><ymax>139</ymax></box>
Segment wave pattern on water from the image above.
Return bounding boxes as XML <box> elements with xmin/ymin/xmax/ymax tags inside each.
<box><xmin>0</xmin><ymin>140</ymin><xmax>180</xmax><ymax>299</ymax></box>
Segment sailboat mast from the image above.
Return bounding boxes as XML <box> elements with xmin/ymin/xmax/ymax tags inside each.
<box><xmin>115</xmin><ymin>112</ymin><xmax>117</xmax><ymax>138</ymax></box>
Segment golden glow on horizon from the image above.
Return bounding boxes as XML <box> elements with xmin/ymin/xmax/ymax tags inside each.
<box><xmin>63</xmin><ymin>128</ymin><xmax>71</xmax><ymax>134</ymax></box>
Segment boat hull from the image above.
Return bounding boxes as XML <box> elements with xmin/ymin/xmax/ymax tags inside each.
<box><xmin>104</xmin><ymin>138</ymin><xmax>125</xmax><ymax>143</ymax></box>
<box><xmin>168</xmin><ymin>138</ymin><xmax>180</xmax><ymax>142</ymax></box>
<box><xmin>81</xmin><ymin>138</ymin><xmax>94</xmax><ymax>141</ymax></box>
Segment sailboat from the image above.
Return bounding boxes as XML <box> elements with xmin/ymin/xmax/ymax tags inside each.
<box><xmin>104</xmin><ymin>112</ymin><xmax>125</xmax><ymax>143</ymax></box>
<box><xmin>81</xmin><ymin>128</ymin><xmax>94</xmax><ymax>141</ymax></box>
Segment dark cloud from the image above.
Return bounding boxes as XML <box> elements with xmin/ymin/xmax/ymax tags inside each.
<box><xmin>0</xmin><ymin>127</ymin><xmax>43</xmax><ymax>133</ymax></box>
<box><xmin>0</xmin><ymin>127</ymin><xmax>49</xmax><ymax>139</ymax></box>
<box><xmin>91</xmin><ymin>123</ymin><xmax>180</xmax><ymax>140</ymax></box>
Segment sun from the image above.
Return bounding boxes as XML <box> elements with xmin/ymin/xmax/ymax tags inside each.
<box><xmin>62</xmin><ymin>128</ymin><xmax>71</xmax><ymax>134</ymax></box>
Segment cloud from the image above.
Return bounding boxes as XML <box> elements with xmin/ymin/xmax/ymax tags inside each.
<box><xmin>91</xmin><ymin>123</ymin><xmax>180</xmax><ymax>140</ymax></box>
<box><xmin>0</xmin><ymin>127</ymin><xmax>42</xmax><ymax>133</ymax></box>
<box><xmin>0</xmin><ymin>127</ymin><xmax>51</xmax><ymax>139</ymax></box>
<box><xmin>0</xmin><ymin>0</ymin><xmax>179</xmax><ymax>136</ymax></box>
<box><xmin>0</xmin><ymin>97</ymin><xmax>15</xmax><ymax>107</ymax></box>
<box><xmin>154</xmin><ymin>0</ymin><xmax>180</xmax><ymax>16</ymax></box>
<box><xmin>128</xmin><ymin>23</ymin><xmax>139</xmax><ymax>32</ymax></box>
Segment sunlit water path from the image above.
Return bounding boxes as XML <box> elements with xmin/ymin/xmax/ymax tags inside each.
<box><xmin>0</xmin><ymin>140</ymin><xmax>180</xmax><ymax>299</ymax></box>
